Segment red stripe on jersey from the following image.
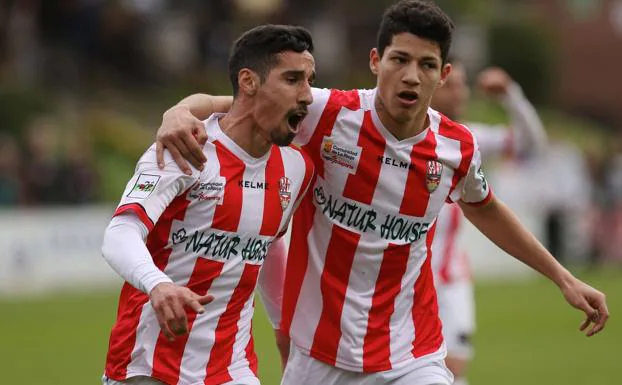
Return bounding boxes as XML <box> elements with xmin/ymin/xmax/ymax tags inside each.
<box><xmin>363</xmin><ymin>243</ymin><xmax>410</xmax><ymax>372</ymax></box>
<box><xmin>293</xmin><ymin>148</ymin><xmax>315</xmax><ymax>209</ymax></box>
<box><xmin>438</xmin><ymin>116</ymin><xmax>475</xmax><ymax>199</ymax></box>
<box><xmin>280</xmin><ymin>194</ymin><xmax>316</xmax><ymax>335</ymax></box>
<box><xmin>438</xmin><ymin>204</ymin><xmax>462</xmax><ymax>284</ymax></box>
<box><xmin>399</xmin><ymin>129</ymin><xmax>438</xmax><ymax>216</ymax></box>
<box><xmin>106</xmin><ymin>194</ymin><xmax>191</xmax><ymax>379</ymax></box>
<box><xmin>342</xmin><ymin>111</ymin><xmax>385</xmax><ymax>204</ymax></box>
<box><xmin>464</xmin><ymin>189</ymin><xmax>494</xmax><ymax>207</ymax></box>
<box><xmin>303</xmin><ymin>89</ymin><xmax>360</xmax><ymax>180</ymax></box>
<box><xmin>245</xmin><ymin>311</ymin><xmax>258</xmax><ymax>376</ymax></box>
<box><xmin>204</xmin><ymin>263</ymin><xmax>261</xmax><ymax>385</ymax></box>
<box><xmin>151</xmin><ymin>259</ymin><xmax>225</xmax><ymax>384</ymax></box>
<box><xmin>260</xmin><ymin>146</ymin><xmax>285</xmax><ymax>236</ymax></box>
<box><xmin>114</xmin><ymin>203</ymin><xmax>154</xmax><ymax>231</ymax></box>
<box><xmin>310</xmin><ymin>225</ymin><xmax>360</xmax><ymax>365</ymax></box>
<box><xmin>411</xmin><ymin>222</ymin><xmax>443</xmax><ymax>358</ymax></box>
<box><xmin>212</xmin><ymin>140</ymin><xmax>245</xmax><ymax>232</ymax></box>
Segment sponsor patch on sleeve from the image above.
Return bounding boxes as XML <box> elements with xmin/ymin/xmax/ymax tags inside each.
<box><xmin>127</xmin><ymin>173</ymin><xmax>161</xmax><ymax>199</ymax></box>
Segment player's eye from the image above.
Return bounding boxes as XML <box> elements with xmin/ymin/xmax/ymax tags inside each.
<box><xmin>392</xmin><ymin>56</ymin><xmax>407</xmax><ymax>64</ymax></box>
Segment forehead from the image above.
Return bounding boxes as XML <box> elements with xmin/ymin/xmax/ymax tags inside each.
<box><xmin>384</xmin><ymin>32</ymin><xmax>442</xmax><ymax>60</ymax></box>
<box><xmin>272</xmin><ymin>50</ymin><xmax>315</xmax><ymax>72</ymax></box>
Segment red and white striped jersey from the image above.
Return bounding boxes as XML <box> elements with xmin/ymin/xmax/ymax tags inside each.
<box><xmin>105</xmin><ymin>114</ymin><xmax>314</xmax><ymax>385</ymax></box>
<box><xmin>280</xmin><ymin>88</ymin><xmax>492</xmax><ymax>372</ymax></box>
<box><xmin>431</xmin><ymin>125</ymin><xmax>509</xmax><ymax>285</ymax></box>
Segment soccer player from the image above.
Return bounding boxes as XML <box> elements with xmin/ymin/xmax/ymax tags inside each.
<box><xmin>155</xmin><ymin>2</ymin><xmax>609</xmax><ymax>384</ymax></box>
<box><xmin>430</xmin><ymin>61</ymin><xmax>548</xmax><ymax>385</ymax></box>
<box><xmin>100</xmin><ymin>24</ymin><xmax>316</xmax><ymax>385</ymax></box>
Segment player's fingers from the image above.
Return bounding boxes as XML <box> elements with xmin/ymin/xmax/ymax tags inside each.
<box><xmin>156</xmin><ymin>141</ymin><xmax>165</xmax><ymax>169</ymax></box>
<box><xmin>196</xmin><ymin>293</ymin><xmax>214</xmax><ymax>306</ymax></box>
<box><xmin>181</xmin><ymin>131</ymin><xmax>206</xmax><ymax>170</ymax></box>
<box><xmin>170</xmin><ymin>298</ymin><xmax>189</xmax><ymax>335</ymax></box>
<box><xmin>194</xmin><ymin>122</ymin><xmax>208</xmax><ymax>146</ymax></box>
<box><xmin>579</xmin><ymin>316</ymin><xmax>591</xmax><ymax>332</ymax></box>
<box><xmin>158</xmin><ymin>305</ymin><xmax>177</xmax><ymax>341</ymax></box>
<box><xmin>588</xmin><ymin>300</ymin><xmax>609</xmax><ymax>337</ymax></box>
<box><xmin>165</xmin><ymin>139</ymin><xmax>192</xmax><ymax>175</ymax></box>
<box><xmin>185</xmin><ymin>296</ymin><xmax>206</xmax><ymax>314</ymax></box>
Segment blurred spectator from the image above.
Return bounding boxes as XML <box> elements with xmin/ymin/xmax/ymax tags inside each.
<box><xmin>61</xmin><ymin>132</ymin><xmax>99</xmax><ymax>204</ymax></box>
<box><xmin>21</xmin><ymin>116</ymin><xmax>66</xmax><ymax>204</ymax></box>
<box><xmin>0</xmin><ymin>133</ymin><xmax>23</xmax><ymax>205</ymax></box>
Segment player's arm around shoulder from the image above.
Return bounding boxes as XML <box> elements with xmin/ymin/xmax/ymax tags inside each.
<box><xmin>156</xmin><ymin>94</ymin><xmax>233</xmax><ymax>174</ymax></box>
<box><xmin>458</xmin><ymin>196</ymin><xmax>609</xmax><ymax>337</ymax></box>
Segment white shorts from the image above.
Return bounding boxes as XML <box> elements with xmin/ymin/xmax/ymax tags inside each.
<box><xmin>281</xmin><ymin>345</ymin><xmax>453</xmax><ymax>385</ymax></box>
<box><xmin>436</xmin><ymin>280</ymin><xmax>476</xmax><ymax>359</ymax></box>
<box><xmin>102</xmin><ymin>374</ymin><xmax>260</xmax><ymax>385</ymax></box>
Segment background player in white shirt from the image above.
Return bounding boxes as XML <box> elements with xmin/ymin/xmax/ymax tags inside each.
<box><xmin>100</xmin><ymin>24</ymin><xmax>316</xmax><ymax>385</ymax></box>
<box><xmin>429</xmin><ymin>61</ymin><xmax>548</xmax><ymax>385</ymax></box>
<box><xmin>155</xmin><ymin>1</ymin><xmax>609</xmax><ymax>384</ymax></box>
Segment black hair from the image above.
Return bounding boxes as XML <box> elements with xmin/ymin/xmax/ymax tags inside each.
<box><xmin>377</xmin><ymin>0</ymin><xmax>454</xmax><ymax>63</ymax></box>
<box><xmin>228</xmin><ymin>24</ymin><xmax>314</xmax><ymax>96</ymax></box>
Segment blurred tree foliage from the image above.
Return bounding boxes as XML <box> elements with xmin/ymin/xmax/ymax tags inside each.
<box><xmin>487</xmin><ymin>19</ymin><xmax>556</xmax><ymax>106</ymax></box>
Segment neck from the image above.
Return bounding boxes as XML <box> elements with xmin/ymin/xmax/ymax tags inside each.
<box><xmin>218</xmin><ymin>102</ymin><xmax>271</xmax><ymax>158</ymax></box>
<box><xmin>374</xmin><ymin>96</ymin><xmax>429</xmax><ymax>140</ymax></box>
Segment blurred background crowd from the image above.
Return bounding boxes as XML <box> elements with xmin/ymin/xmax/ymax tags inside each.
<box><xmin>0</xmin><ymin>0</ymin><xmax>621</xmax><ymax>267</ymax></box>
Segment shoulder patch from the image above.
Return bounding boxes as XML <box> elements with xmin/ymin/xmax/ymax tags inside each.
<box><xmin>127</xmin><ymin>173</ymin><xmax>161</xmax><ymax>199</ymax></box>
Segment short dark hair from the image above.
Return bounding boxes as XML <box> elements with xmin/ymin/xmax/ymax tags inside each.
<box><xmin>376</xmin><ymin>0</ymin><xmax>454</xmax><ymax>63</ymax></box>
<box><xmin>228</xmin><ymin>24</ymin><xmax>314</xmax><ymax>96</ymax></box>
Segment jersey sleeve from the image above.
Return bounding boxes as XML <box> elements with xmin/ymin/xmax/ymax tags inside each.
<box><xmin>113</xmin><ymin>145</ymin><xmax>200</xmax><ymax>230</ymax></box>
<box><xmin>292</xmin><ymin>87</ymin><xmax>332</xmax><ymax>147</ymax></box>
<box><xmin>448</xmin><ymin>139</ymin><xmax>493</xmax><ymax>206</ymax></box>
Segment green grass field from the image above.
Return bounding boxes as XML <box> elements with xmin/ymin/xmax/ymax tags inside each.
<box><xmin>0</xmin><ymin>270</ymin><xmax>618</xmax><ymax>385</ymax></box>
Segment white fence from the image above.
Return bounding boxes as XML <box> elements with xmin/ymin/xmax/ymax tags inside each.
<box><xmin>0</xmin><ymin>201</ymin><xmax>542</xmax><ymax>297</ymax></box>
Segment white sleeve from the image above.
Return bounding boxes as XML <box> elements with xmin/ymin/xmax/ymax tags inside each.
<box><xmin>257</xmin><ymin>237</ymin><xmax>288</xmax><ymax>329</ymax></box>
<box><xmin>501</xmin><ymin>82</ymin><xmax>547</xmax><ymax>157</ymax></box>
<box><xmin>292</xmin><ymin>87</ymin><xmax>331</xmax><ymax>147</ymax></box>
<box><xmin>449</xmin><ymin>139</ymin><xmax>493</xmax><ymax>205</ymax></box>
<box><xmin>101</xmin><ymin>214</ymin><xmax>173</xmax><ymax>294</ymax></box>
<box><xmin>114</xmin><ymin>145</ymin><xmax>200</xmax><ymax>229</ymax></box>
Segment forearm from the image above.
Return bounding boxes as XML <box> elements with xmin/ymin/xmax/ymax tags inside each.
<box><xmin>502</xmin><ymin>83</ymin><xmax>547</xmax><ymax>156</ymax></box>
<box><xmin>175</xmin><ymin>94</ymin><xmax>233</xmax><ymax>120</ymax></box>
<box><xmin>102</xmin><ymin>214</ymin><xmax>173</xmax><ymax>294</ymax></box>
<box><xmin>460</xmin><ymin>197</ymin><xmax>573</xmax><ymax>289</ymax></box>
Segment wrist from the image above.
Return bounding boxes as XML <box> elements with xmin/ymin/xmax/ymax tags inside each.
<box><xmin>552</xmin><ymin>268</ymin><xmax>575</xmax><ymax>291</ymax></box>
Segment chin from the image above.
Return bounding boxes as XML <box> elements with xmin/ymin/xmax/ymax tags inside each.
<box><xmin>272</xmin><ymin>133</ymin><xmax>295</xmax><ymax>147</ymax></box>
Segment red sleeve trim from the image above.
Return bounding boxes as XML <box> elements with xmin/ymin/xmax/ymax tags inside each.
<box><xmin>462</xmin><ymin>189</ymin><xmax>494</xmax><ymax>208</ymax></box>
<box><xmin>114</xmin><ymin>203</ymin><xmax>155</xmax><ymax>232</ymax></box>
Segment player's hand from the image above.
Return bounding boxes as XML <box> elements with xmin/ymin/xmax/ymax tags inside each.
<box><xmin>156</xmin><ymin>104</ymin><xmax>208</xmax><ymax>175</ymax></box>
<box><xmin>150</xmin><ymin>282</ymin><xmax>214</xmax><ymax>341</ymax></box>
<box><xmin>476</xmin><ymin>67</ymin><xmax>512</xmax><ymax>98</ymax></box>
<box><xmin>274</xmin><ymin>329</ymin><xmax>291</xmax><ymax>372</ymax></box>
<box><xmin>560</xmin><ymin>277</ymin><xmax>609</xmax><ymax>337</ymax></box>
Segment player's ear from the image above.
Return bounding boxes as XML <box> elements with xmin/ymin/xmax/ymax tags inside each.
<box><xmin>438</xmin><ymin>63</ymin><xmax>452</xmax><ymax>87</ymax></box>
<box><xmin>238</xmin><ymin>69</ymin><xmax>259</xmax><ymax>96</ymax></box>
<box><xmin>369</xmin><ymin>48</ymin><xmax>380</xmax><ymax>75</ymax></box>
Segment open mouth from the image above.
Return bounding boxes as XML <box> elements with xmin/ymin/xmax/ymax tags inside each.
<box><xmin>397</xmin><ymin>91</ymin><xmax>419</xmax><ymax>104</ymax></box>
<box><xmin>287</xmin><ymin>111</ymin><xmax>307</xmax><ymax>132</ymax></box>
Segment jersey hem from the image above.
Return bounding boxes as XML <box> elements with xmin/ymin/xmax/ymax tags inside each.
<box><xmin>295</xmin><ymin>343</ymin><xmax>446</xmax><ymax>373</ymax></box>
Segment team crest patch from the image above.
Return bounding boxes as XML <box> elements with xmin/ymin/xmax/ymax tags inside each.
<box><xmin>127</xmin><ymin>173</ymin><xmax>161</xmax><ymax>199</ymax></box>
<box><xmin>279</xmin><ymin>176</ymin><xmax>292</xmax><ymax>211</ymax></box>
<box><xmin>425</xmin><ymin>160</ymin><xmax>443</xmax><ymax>193</ymax></box>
